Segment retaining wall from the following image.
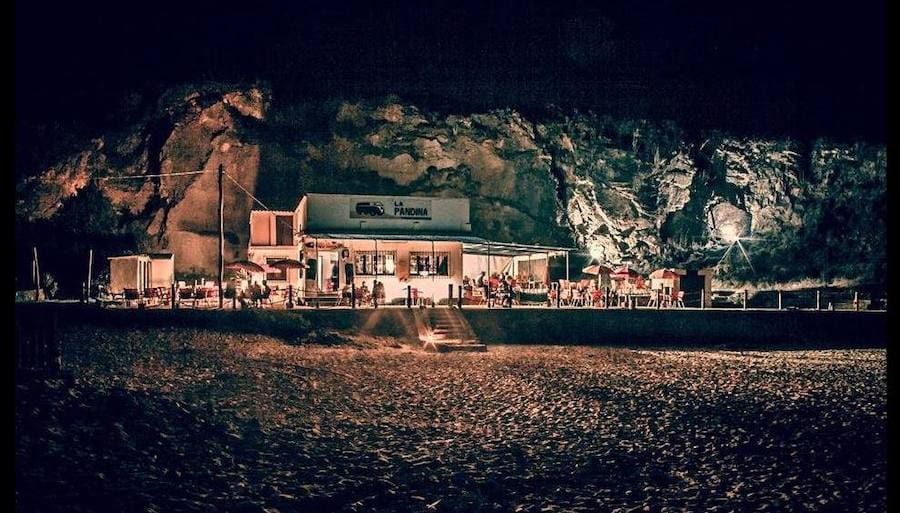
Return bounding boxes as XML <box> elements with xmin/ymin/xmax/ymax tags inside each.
<box><xmin>15</xmin><ymin>304</ymin><xmax>887</xmax><ymax>349</ymax></box>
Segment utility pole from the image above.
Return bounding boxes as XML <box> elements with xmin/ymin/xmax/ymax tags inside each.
<box><xmin>218</xmin><ymin>164</ymin><xmax>225</xmax><ymax>309</ymax></box>
<box><xmin>87</xmin><ymin>249</ymin><xmax>93</xmax><ymax>302</ymax></box>
<box><xmin>33</xmin><ymin>247</ymin><xmax>41</xmax><ymax>301</ymax></box>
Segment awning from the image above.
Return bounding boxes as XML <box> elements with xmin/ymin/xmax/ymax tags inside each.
<box><xmin>302</xmin><ymin>232</ymin><xmax>573</xmax><ymax>257</ymax></box>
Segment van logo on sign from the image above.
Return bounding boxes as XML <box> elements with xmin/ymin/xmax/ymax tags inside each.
<box><xmin>350</xmin><ymin>197</ymin><xmax>432</xmax><ymax>220</ymax></box>
<box><xmin>354</xmin><ymin>201</ymin><xmax>385</xmax><ymax>216</ymax></box>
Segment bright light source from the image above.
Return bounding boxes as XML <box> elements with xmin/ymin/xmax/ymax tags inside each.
<box><xmin>719</xmin><ymin>224</ymin><xmax>739</xmax><ymax>243</ymax></box>
<box><xmin>589</xmin><ymin>245</ymin><xmax>605</xmax><ymax>261</ymax></box>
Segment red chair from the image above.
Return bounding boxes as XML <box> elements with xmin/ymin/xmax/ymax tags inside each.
<box><xmin>592</xmin><ymin>289</ymin><xmax>603</xmax><ymax>307</ymax></box>
<box><xmin>204</xmin><ymin>288</ymin><xmax>219</xmax><ymax>307</ymax></box>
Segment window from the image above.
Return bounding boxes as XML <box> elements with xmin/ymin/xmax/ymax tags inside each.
<box><xmin>275</xmin><ymin>215</ymin><xmax>294</xmax><ymax>246</ymax></box>
<box><xmin>354</xmin><ymin>251</ymin><xmax>396</xmax><ymax>276</ymax></box>
<box><xmin>266</xmin><ymin>258</ymin><xmax>286</xmax><ymax>281</ymax></box>
<box><xmin>409</xmin><ymin>252</ymin><xmax>449</xmax><ymax>277</ymax></box>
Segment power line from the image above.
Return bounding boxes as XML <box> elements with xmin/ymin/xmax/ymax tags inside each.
<box><xmin>94</xmin><ymin>169</ymin><xmax>210</xmax><ymax>181</ymax></box>
<box><xmin>223</xmin><ymin>171</ymin><xmax>271</xmax><ymax>211</ymax></box>
<box><xmin>97</xmin><ymin>167</ymin><xmax>300</xmax><ymax>239</ymax></box>
<box><xmin>223</xmin><ymin>171</ymin><xmax>299</xmax><ymax>238</ymax></box>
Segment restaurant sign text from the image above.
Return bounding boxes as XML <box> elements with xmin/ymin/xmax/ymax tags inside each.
<box><xmin>350</xmin><ymin>197</ymin><xmax>432</xmax><ymax>220</ymax></box>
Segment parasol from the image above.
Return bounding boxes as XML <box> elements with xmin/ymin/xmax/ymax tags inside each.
<box><xmin>649</xmin><ymin>269</ymin><xmax>679</xmax><ymax>279</ymax></box>
<box><xmin>224</xmin><ymin>260</ymin><xmax>265</xmax><ymax>273</ymax></box>
<box><xmin>270</xmin><ymin>258</ymin><xmax>307</xmax><ymax>270</ymax></box>
<box><xmin>611</xmin><ymin>266</ymin><xmax>640</xmax><ymax>280</ymax></box>
<box><xmin>582</xmin><ymin>264</ymin><xmax>613</xmax><ymax>275</ymax></box>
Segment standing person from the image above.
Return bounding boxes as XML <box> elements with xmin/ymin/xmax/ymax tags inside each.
<box><xmin>250</xmin><ymin>281</ymin><xmax>262</xmax><ymax>307</ymax></box>
<box><xmin>504</xmin><ymin>275</ymin><xmax>515</xmax><ymax>308</ymax></box>
<box><xmin>344</xmin><ymin>261</ymin><xmax>354</xmax><ymax>287</ymax></box>
<box><xmin>262</xmin><ymin>280</ymin><xmax>271</xmax><ymax>306</ymax></box>
<box><xmin>341</xmin><ymin>249</ymin><xmax>354</xmax><ymax>290</ymax></box>
<box><xmin>376</xmin><ymin>280</ymin><xmax>386</xmax><ymax>305</ymax></box>
<box><xmin>476</xmin><ymin>271</ymin><xmax>486</xmax><ymax>288</ymax></box>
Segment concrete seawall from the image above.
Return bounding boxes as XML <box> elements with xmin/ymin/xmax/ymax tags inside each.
<box><xmin>459</xmin><ymin>309</ymin><xmax>887</xmax><ymax>348</ymax></box>
<box><xmin>16</xmin><ymin>304</ymin><xmax>887</xmax><ymax>349</ymax></box>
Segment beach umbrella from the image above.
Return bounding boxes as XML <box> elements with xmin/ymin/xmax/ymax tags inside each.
<box><xmin>259</xmin><ymin>263</ymin><xmax>281</xmax><ymax>274</ymax></box>
<box><xmin>582</xmin><ymin>264</ymin><xmax>613</xmax><ymax>275</ymax></box>
<box><xmin>649</xmin><ymin>269</ymin><xmax>679</xmax><ymax>279</ymax></box>
<box><xmin>611</xmin><ymin>266</ymin><xmax>640</xmax><ymax>280</ymax></box>
<box><xmin>225</xmin><ymin>260</ymin><xmax>265</xmax><ymax>273</ymax></box>
<box><xmin>270</xmin><ymin>258</ymin><xmax>307</xmax><ymax>270</ymax></box>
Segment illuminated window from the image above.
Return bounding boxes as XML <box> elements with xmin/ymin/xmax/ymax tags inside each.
<box><xmin>409</xmin><ymin>252</ymin><xmax>449</xmax><ymax>277</ymax></box>
<box><xmin>354</xmin><ymin>251</ymin><xmax>396</xmax><ymax>275</ymax></box>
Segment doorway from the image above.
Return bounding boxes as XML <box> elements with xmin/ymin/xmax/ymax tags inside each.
<box><xmin>317</xmin><ymin>251</ymin><xmax>340</xmax><ymax>293</ymax></box>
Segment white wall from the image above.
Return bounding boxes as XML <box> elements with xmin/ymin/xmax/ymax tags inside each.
<box><xmin>108</xmin><ymin>256</ymin><xmax>151</xmax><ymax>293</ymax></box>
<box><xmin>150</xmin><ymin>257</ymin><xmax>175</xmax><ymax>288</ymax></box>
<box><xmin>462</xmin><ymin>254</ymin><xmax>513</xmax><ymax>279</ymax></box>
<box><xmin>300</xmin><ymin>238</ymin><xmax>464</xmax><ymax>301</ymax></box>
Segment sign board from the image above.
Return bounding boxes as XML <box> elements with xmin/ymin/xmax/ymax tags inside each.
<box><xmin>349</xmin><ymin>196</ymin><xmax>432</xmax><ymax>220</ymax></box>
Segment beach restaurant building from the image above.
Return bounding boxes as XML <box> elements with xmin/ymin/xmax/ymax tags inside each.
<box><xmin>247</xmin><ymin>193</ymin><xmax>571</xmax><ymax>303</ymax></box>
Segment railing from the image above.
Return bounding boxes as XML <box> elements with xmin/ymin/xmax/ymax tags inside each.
<box><xmin>93</xmin><ymin>283</ymin><xmax>886</xmax><ymax>312</ymax></box>
<box><xmin>707</xmin><ymin>288</ymin><xmax>886</xmax><ymax>311</ymax></box>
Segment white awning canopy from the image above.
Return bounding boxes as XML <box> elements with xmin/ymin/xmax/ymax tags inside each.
<box><xmin>302</xmin><ymin>232</ymin><xmax>572</xmax><ymax>257</ymax></box>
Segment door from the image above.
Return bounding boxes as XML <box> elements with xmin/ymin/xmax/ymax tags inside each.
<box><xmin>317</xmin><ymin>251</ymin><xmax>339</xmax><ymax>292</ymax></box>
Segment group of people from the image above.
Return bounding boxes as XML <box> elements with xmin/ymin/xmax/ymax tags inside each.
<box><xmin>340</xmin><ymin>279</ymin><xmax>385</xmax><ymax>307</ymax></box>
<box><xmin>235</xmin><ymin>280</ymin><xmax>272</xmax><ymax>308</ymax></box>
<box><xmin>462</xmin><ymin>271</ymin><xmax>519</xmax><ymax>308</ymax></box>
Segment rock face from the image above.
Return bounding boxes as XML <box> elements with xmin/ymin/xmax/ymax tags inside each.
<box><xmin>16</xmin><ymin>84</ymin><xmax>886</xmax><ymax>284</ymax></box>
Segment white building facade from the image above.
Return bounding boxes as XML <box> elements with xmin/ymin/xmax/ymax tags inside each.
<box><xmin>248</xmin><ymin>193</ymin><xmax>570</xmax><ymax>303</ymax></box>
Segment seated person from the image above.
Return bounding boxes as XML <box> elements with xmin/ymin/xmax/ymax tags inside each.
<box><xmin>548</xmin><ymin>286</ymin><xmax>558</xmax><ymax>305</ymax></box>
<box><xmin>357</xmin><ymin>282</ymin><xmax>370</xmax><ymax>305</ymax></box>
<box><xmin>372</xmin><ymin>280</ymin><xmax>385</xmax><ymax>305</ymax></box>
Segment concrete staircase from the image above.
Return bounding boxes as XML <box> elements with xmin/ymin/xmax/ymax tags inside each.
<box><xmin>414</xmin><ymin>308</ymin><xmax>486</xmax><ymax>352</ymax></box>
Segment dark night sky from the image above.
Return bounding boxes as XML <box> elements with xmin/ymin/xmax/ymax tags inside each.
<box><xmin>16</xmin><ymin>0</ymin><xmax>887</xmax><ymax>141</ymax></box>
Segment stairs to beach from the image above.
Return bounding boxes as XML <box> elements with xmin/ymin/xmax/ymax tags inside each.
<box><xmin>414</xmin><ymin>308</ymin><xmax>486</xmax><ymax>352</ymax></box>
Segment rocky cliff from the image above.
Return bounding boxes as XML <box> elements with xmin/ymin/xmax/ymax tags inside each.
<box><xmin>16</xmin><ymin>83</ymin><xmax>886</xmax><ymax>288</ymax></box>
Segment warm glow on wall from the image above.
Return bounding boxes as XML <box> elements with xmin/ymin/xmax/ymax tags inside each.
<box><xmin>719</xmin><ymin>224</ymin><xmax>739</xmax><ymax>243</ymax></box>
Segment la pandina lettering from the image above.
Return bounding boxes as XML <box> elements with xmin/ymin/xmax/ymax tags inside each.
<box><xmin>394</xmin><ymin>206</ymin><xmax>429</xmax><ymax>217</ymax></box>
